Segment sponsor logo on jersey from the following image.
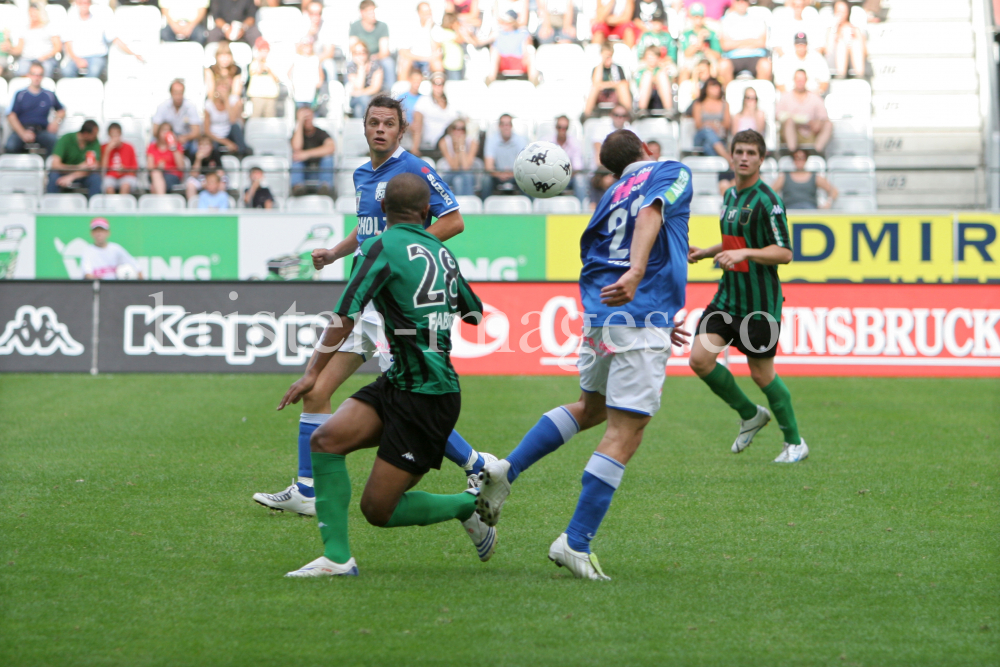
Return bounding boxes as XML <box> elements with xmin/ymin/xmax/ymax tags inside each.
<box><xmin>727</xmin><ymin>209</ymin><xmax>737</xmax><ymax>222</ymax></box>
<box><xmin>664</xmin><ymin>169</ymin><xmax>690</xmax><ymax>204</ymax></box>
<box><xmin>425</xmin><ymin>171</ymin><xmax>454</xmax><ymax>206</ymax></box>
<box><xmin>375</xmin><ymin>182</ymin><xmax>387</xmax><ymax>201</ymax></box>
<box><xmin>771</xmin><ymin>205</ymin><xmax>784</xmax><ymax>216</ymax></box>
<box><xmin>0</xmin><ymin>305</ymin><xmax>84</xmax><ymax>356</ymax></box>
<box><xmin>355</xmin><ymin>188</ymin><xmax>362</xmax><ymax>213</ymax></box>
<box><xmin>356</xmin><ymin>216</ymin><xmax>386</xmax><ymax>238</ymax></box>
<box><xmin>739</xmin><ymin>206</ymin><xmax>752</xmax><ymax>225</ymax></box>
<box><xmin>611</xmin><ymin>165</ymin><xmax>654</xmax><ymax>205</ymax></box>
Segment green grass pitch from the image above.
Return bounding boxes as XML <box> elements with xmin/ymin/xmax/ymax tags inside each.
<box><xmin>1</xmin><ymin>373</ymin><xmax>998</xmax><ymax>666</ymax></box>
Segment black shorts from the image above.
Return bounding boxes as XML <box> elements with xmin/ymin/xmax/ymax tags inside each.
<box><xmin>350</xmin><ymin>375</ymin><xmax>461</xmax><ymax>476</ymax></box>
<box><xmin>728</xmin><ymin>56</ymin><xmax>763</xmax><ymax>76</ymax></box>
<box><xmin>697</xmin><ymin>305</ymin><xmax>781</xmax><ymax>359</ymax></box>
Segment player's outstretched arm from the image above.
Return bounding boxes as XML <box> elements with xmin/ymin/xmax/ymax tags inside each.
<box><xmin>312</xmin><ymin>228</ymin><xmax>360</xmax><ymax>270</ymax></box>
<box><xmin>278</xmin><ymin>316</ymin><xmax>356</xmax><ymax>410</ymax></box>
<box><xmin>600</xmin><ymin>201</ymin><xmax>663</xmax><ymax>307</ymax></box>
<box><xmin>427</xmin><ymin>210</ymin><xmax>465</xmax><ymax>242</ymax></box>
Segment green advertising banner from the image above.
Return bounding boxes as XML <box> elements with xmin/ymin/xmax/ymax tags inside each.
<box><xmin>35</xmin><ymin>215</ymin><xmax>239</xmax><ymax>280</ymax></box>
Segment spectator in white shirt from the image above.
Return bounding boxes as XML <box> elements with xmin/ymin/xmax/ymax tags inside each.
<box><xmin>410</xmin><ymin>71</ymin><xmax>458</xmax><ymax>157</ymax></box>
<box><xmin>62</xmin><ymin>0</ymin><xmax>144</xmax><ymax>78</ymax></box>
<box><xmin>160</xmin><ymin>0</ymin><xmax>209</xmax><ymax>45</ymax></box>
<box><xmin>774</xmin><ymin>32</ymin><xmax>830</xmax><ymax>94</ymax></box>
<box><xmin>770</xmin><ymin>0</ymin><xmax>823</xmax><ymax>58</ymax></box>
<box><xmin>9</xmin><ymin>3</ymin><xmax>62</xmax><ymax>79</ymax></box>
<box><xmin>536</xmin><ymin>0</ymin><xmax>576</xmax><ymax>44</ymax></box>
<box><xmin>718</xmin><ymin>0</ymin><xmax>771</xmax><ymax>86</ymax></box>
<box><xmin>81</xmin><ymin>218</ymin><xmax>143</xmax><ymax>280</ymax></box>
<box><xmin>398</xmin><ymin>2</ymin><xmax>443</xmax><ymax>81</ymax></box>
<box><xmin>301</xmin><ymin>0</ymin><xmax>338</xmax><ymax>85</ymax></box>
<box><xmin>152</xmin><ymin>79</ymin><xmax>204</xmax><ymax>157</ymax></box>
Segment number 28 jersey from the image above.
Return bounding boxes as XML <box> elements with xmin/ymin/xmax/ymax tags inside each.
<box><xmin>352</xmin><ymin>146</ymin><xmax>459</xmax><ymax>250</ymax></box>
<box><xmin>580</xmin><ymin>160</ymin><xmax>693</xmax><ymax>328</ymax></box>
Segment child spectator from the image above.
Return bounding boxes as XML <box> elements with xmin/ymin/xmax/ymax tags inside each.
<box><xmin>591</xmin><ymin>0</ymin><xmax>638</xmax><ymax>47</ymax></box>
<box><xmin>147</xmin><ymin>123</ymin><xmax>186</xmax><ymax>195</ymax></box>
<box><xmin>244</xmin><ymin>166</ymin><xmax>275</xmax><ymax>209</ymax></box>
<box><xmin>583</xmin><ymin>43</ymin><xmax>631</xmax><ymax>118</ymax></box>
<box><xmin>197</xmin><ymin>172</ymin><xmax>230</xmax><ymax>209</ymax></box>
<box><xmin>536</xmin><ymin>0</ymin><xmax>576</xmax><ymax>45</ymax></box>
<box><xmin>247</xmin><ymin>38</ymin><xmax>280</xmax><ymax>118</ymax></box>
<box><xmin>439</xmin><ymin>13</ymin><xmax>468</xmax><ymax>80</ymax></box>
<box><xmin>101</xmin><ymin>122</ymin><xmax>139</xmax><ymax>195</ymax></box>
<box><xmin>485</xmin><ymin>10</ymin><xmax>536</xmax><ymax>84</ymax></box>
<box><xmin>635</xmin><ymin>11</ymin><xmax>677</xmax><ymax>72</ymax></box>
<box><xmin>634</xmin><ymin>44</ymin><xmax>674</xmax><ymax>114</ymax></box>
<box><xmin>185</xmin><ymin>135</ymin><xmax>226</xmax><ymax>200</ymax></box>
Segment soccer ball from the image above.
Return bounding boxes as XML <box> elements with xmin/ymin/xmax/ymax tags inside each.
<box><xmin>514</xmin><ymin>141</ymin><xmax>572</xmax><ymax>199</ymax></box>
<box><xmin>115</xmin><ymin>264</ymin><xmax>137</xmax><ymax>280</ymax></box>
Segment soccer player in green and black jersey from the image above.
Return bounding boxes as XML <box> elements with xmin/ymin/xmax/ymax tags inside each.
<box><xmin>278</xmin><ymin>173</ymin><xmax>495</xmax><ymax>577</ymax></box>
<box><xmin>687</xmin><ymin>130</ymin><xmax>808</xmax><ymax>463</ymax></box>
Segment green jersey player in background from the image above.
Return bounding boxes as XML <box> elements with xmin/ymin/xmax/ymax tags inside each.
<box><xmin>687</xmin><ymin>129</ymin><xmax>808</xmax><ymax>463</ymax></box>
<box><xmin>278</xmin><ymin>173</ymin><xmax>495</xmax><ymax>577</ymax></box>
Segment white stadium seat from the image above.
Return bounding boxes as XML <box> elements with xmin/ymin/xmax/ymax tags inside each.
<box><xmin>867</xmin><ymin>23</ymin><xmax>973</xmax><ymax>57</ymax></box>
<box><xmin>532</xmin><ymin>197</ymin><xmax>582</xmax><ymax>214</ymax></box>
<box><xmin>828</xmin><ymin>119</ymin><xmax>873</xmax><ymax>158</ymax></box>
<box><xmin>286</xmin><ymin>195</ymin><xmax>335</xmax><ymax>213</ymax></box>
<box><xmin>483</xmin><ymin>195</ymin><xmax>532</xmax><ymax>214</ymax></box>
<box><xmin>833</xmin><ymin>195</ymin><xmax>878</xmax><ymax>212</ymax></box>
<box><xmin>533</xmin><ymin>82</ymin><xmax>587</xmax><ymax>122</ymax></box>
<box><xmin>682</xmin><ymin>156</ymin><xmax>730</xmax><ymax>198</ymax></box>
<box><xmin>486</xmin><ymin>81</ymin><xmax>537</xmax><ymax>119</ymax></box>
<box><xmin>89</xmin><ymin>195</ymin><xmax>138</xmax><ymax>212</ymax></box>
<box><xmin>55</xmin><ymin>78</ymin><xmax>104</xmax><ymax>121</ymax></box>
<box><xmin>0</xmin><ymin>154</ymin><xmax>45</xmax><ymax>195</ymax></box>
<box><xmin>869</xmin><ymin>58</ymin><xmax>978</xmax><ymax>94</ymax></box>
<box><xmin>242</xmin><ymin>156</ymin><xmax>292</xmax><ymax>199</ymax></box>
<box><xmin>690</xmin><ymin>196</ymin><xmax>724</xmax><ymax>215</ymax></box>
<box><xmin>6</xmin><ymin>194</ymin><xmax>39</xmax><ymax>212</ymax></box>
<box><xmin>444</xmin><ymin>81</ymin><xmax>490</xmax><ymax>120</ymax></box>
<box><xmin>41</xmin><ymin>193</ymin><xmax>88</xmax><ymax>212</ymax></box>
<box><xmin>138</xmin><ymin>194</ymin><xmax>187</xmax><ymax>211</ymax></box>
<box><xmin>258</xmin><ymin>7</ymin><xmax>306</xmax><ymax>43</ymax></box>
<box><xmin>113</xmin><ymin>5</ymin><xmax>162</xmax><ymax>46</ymax></box>
<box><xmin>340</xmin><ymin>118</ymin><xmax>370</xmax><ymax>157</ymax></box>
<box><xmin>335</xmin><ymin>157</ymin><xmax>369</xmax><ymax>202</ymax></box>
<box><xmin>455</xmin><ymin>195</ymin><xmax>483</xmax><ymax>214</ymax></box>
<box><xmin>535</xmin><ymin>44</ymin><xmax>589</xmax><ymax>84</ymax></box>
<box><xmin>187</xmin><ymin>195</ymin><xmax>238</xmax><ymax>209</ymax></box>
<box><xmin>778</xmin><ymin>155</ymin><xmax>826</xmax><ymax>173</ymax></box>
<box><xmin>245</xmin><ymin>118</ymin><xmax>291</xmax><ymax>159</ymax></box>
<box><xmin>335</xmin><ymin>195</ymin><xmax>358</xmax><ymax>214</ymax></box>
<box><xmin>221</xmin><ymin>155</ymin><xmax>242</xmax><ymax>194</ymax></box>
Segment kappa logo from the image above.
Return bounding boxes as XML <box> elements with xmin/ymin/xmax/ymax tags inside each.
<box><xmin>375</xmin><ymin>181</ymin><xmax>387</xmax><ymax>201</ymax></box>
<box><xmin>402</xmin><ymin>452</ymin><xmax>416</xmax><ymax>462</ymax></box>
<box><xmin>771</xmin><ymin>205</ymin><xmax>784</xmax><ymax>216</ymax></box>
<box><xmin>0</xmin><ymin>305</ymin><xmax>85</xmax><ymax>356</ymax></box>
<box><xmin>527</xmin><ymin>150</ymin><xmax>549</xmax><ymax>166</ymax></box>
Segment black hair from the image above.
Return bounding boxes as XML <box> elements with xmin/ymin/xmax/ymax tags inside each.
<box><xmin>730</xmin><ymin>129</ymin><xmax>766</xmax><ymax>157</ymax></box>
<box><xmin>697</xmin><ymin>77</ymin><xmax>722</xmax><ymax>103</ymax></box>
<box><xmin>364</xmin><ymin>94</ymin><xmax>409</xmax><ymax>132</ymax></box>
<box><xmin>599</xmin><ymin>129</ymin><xmax>645</xmax><ymax>179</ymax></box>
<box><xmin>384</xmin><ymin>173</ymin><xmax>429</xmax><ymax>217</ymax></box>
<box><xmin>81</xmin><ymin>119</ymin><xmax>99</xmax><ymax>135</ymax></box>
<box><xmin>107</xmin><ymin>122</ymin><xmax>122</xmax><ymax>133</ymax></box>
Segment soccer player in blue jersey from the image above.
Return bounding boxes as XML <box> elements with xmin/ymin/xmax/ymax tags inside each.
<box><xmin>476</xmin><ymin>130</ymin><xmax>693</xmax><ymax>579</ymax></box>
<box><xmin>253</xmin><ymin>95</ymin><xmax>494</xmax><ymax>516</ymax></box>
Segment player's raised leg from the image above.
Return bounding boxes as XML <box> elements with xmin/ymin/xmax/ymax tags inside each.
<box><xmin>688</xmin><ymin>330</ymin><xmax>771</xmax><ymax>453</ymax></box>
<box><xmin>746</xmin><ymin>356</ymin><xmax>807</xmax><ymax>463</ymax></box>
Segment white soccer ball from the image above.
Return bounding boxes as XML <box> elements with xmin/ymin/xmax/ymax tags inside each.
<box><xmin>115</xmin><ymin>264</ymin><xmax>137</xmax><ymax>280</ymax></box>
<box><xmin>514</xmin><ymin>141</ymin><xmax>572</xmax><ymax>199</ymax></box>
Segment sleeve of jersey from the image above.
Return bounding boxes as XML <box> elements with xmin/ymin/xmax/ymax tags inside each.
<box><xmin>422</xmin><ymin>163</ymin><xmax>460</xmax><ymax>218</ymax></box>
<box><xmin>334</xmin><ymin>240</ymin><xmax>392</xmax><ymax>318</ymax></box>
<box><xmin>456</xmin><ymin>275</ymin><xmax>484</xmax><ymax>324</ymax></box>
<box><xmin>640</xmin><ymin>164</ymin><xmax>693</xmax><ymax>217</ymax></box>
<box><xmin>763</xmin><ymin>198</ymin><xmax>791</xmax><ymax>249</ymax></box>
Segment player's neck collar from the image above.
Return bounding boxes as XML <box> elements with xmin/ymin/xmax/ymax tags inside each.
<box><xmin>372</xmin><ymin>145</ymin><xmax>405</xmax><ymax>171</ymax></box>
<box><xmin>620</xmin><ymin>160</ymin><xmax>655</xmax><ymax>177</ymax></box>
<box><xmin>735</xmin><ymin>173</ymin><xmax>761</xmax><ymax>193</ymax></box>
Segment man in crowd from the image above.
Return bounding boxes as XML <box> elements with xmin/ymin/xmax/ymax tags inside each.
<box><xmin>291</xmin><ymin>107</ymin><xmax>336</xmax><ymax>195</ymax></box>
<box><xmin>4</xmin><ymin>61</ymin><xmax>64</xmax><ymax>156</ymax></box>
<box><xmin>483</xmin><ymin>113</ymin><xmax>528</xmax><ymax>195</ymax></box>
<box><xmin>160</xmin><ymin>0</ymin><xmax>209</xmax><ymax>45</ymax></box>
<box><xmin>207</xmin><ymin>0</ymin><xmax>261</xmax><ymax>45</ymax></box>
<box><xmin>349</xmin><ymin>0</ymin><xmax>393</xmax><ymax>88</ymax></box>
<box><xmin>774</xmin><ymin>32</ymin><xmax>830</xmax><ymax>95</ymax></box>
<box><xmin>548</xmin><ymin>115</ymin><xmax>589</xmax><ymax>203</ymax></box>
<box><xmin>152</xmin><ymin>79</ymin><xmax>203</xmax><ymax>158</ymax></box>
<box><xmin>777</xmin><ymin>69</ymin><xmax>833</xmax><ymax>153</ymax></box>
<box><xmin>47</xmin><ymin>119</ymin><xmax>102</xmax><ymax>197</ymax></box>
<box><xmin>62</xmin><ymin>0</ymin><xmax>144</xmax><ymax>78</ymax></box>
<box><xmin>718</xmin><ymin>0</ymin><xmax>771</xmax><ymax>86</ymax></box>
<box><xmin>397</xmin><ymin>2</ymin><xmax>442</xmax><ymax>81</ymax></box>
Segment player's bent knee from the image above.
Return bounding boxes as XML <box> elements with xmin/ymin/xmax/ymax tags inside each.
<box><xmin>359</xmin><ymin>497</ymin><xmax>392</xmax><ymax>527</ymax></box>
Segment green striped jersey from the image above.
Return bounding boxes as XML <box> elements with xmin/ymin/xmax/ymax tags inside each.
<box><xmin>708</xmin><ymin>179</ymin><xmax>791</xmax><ymax>320</ymax></box>
<box><xmin>335</xmin><ymin>223</ymin><xmax>483</xmax><ymax>395</ymax></box>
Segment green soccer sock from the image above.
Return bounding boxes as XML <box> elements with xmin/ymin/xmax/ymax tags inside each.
<box><xmin>384</xmin><ymin>491</ymin><xmax>477</xmax><ymax>528</ymax></box>
<box><xmin>761</xmin><ymin>375</ymin><xmax>802</xmax><ymax>445</ymax></box>
<box><xmin>701</xmin><ymin>363</ymin><xmax>758</xmax><ymax>421</ymax></box>
<box><xmin>311</xmin><ymin>452</ymin><xmax>352</xmax><ymax>564</ymax></box>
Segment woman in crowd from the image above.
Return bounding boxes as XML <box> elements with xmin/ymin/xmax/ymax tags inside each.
<box><xmin>438</xmin><ymin>118</ymin><xmax>479</xmax><ymax>196</ymax></box>
<box><xmin>410</xmin><ymin>72</ymin><xmax>458</xmax><ymax>157</ymax></box>
<box><xmin>147</xmin><ymin>123</ymin><xmax>186</xmax><ymax>195</ymax></box>
<box><xmin>206</xmin><ymin>41</ymin><xmax>243</xmax><ymax>98</ymax></box>
<box><xmin>204</xmin><ymin>79</ymin><xmax>246</xmax><ymax>155</ymax></box>
<box><xmin>692</xmin><ymin>77</ymin><xmax>731</xmax><ymax>164</ymax></box>
<box><xmin>346</xmin><ymin>41</ymin><xmax>384</xmax><ymax>118</ymax></box>
<box><xmin>826</xmin><ymin>0</ymin><xmax>867</xmax><ymax>79</ymax></box>
<box><xmin>771</xmin><ymin>148</ymin><xmax>838</xmax><ymax>210</ymax></box>
<box><xmin>730</xmin><ymin>86</ymin><xmax>766</xmax><ymax>135</ymax></box>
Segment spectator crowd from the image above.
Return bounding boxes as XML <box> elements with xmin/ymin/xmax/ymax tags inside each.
<box><xmin>0</xmin><ymin>0</ymin><xmax>882</xmax><ymax>206</ymax></box>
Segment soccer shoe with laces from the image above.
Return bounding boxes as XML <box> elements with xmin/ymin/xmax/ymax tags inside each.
<box><xmin>732</xmin><ymin>405</ymin><xmax>771</xmax><ymax>453</ymax></box>
<box><xmin>475</xmin><ymin>458</ymin><xmax>512</xmax><ymax>527</ymax></box>
<box><xmin>285</xmin><ymin>556</ymin><xmax>358</xmax><ymax>578</ymax></box>
<box><xmin>548</xmin><ymin>533</ymin><xmax>610</xmax><ymax>580</ymax></box>
<box><xmin>253</xmin><ymin>481</ymin><xmax>316</xmax><ymax>516</ymax></box>
<box><xmin>466</xmin><ymin>452</ymin><xmax>498</xmax><ymax>489</ymax></box>
<box><xmin>460</xmin><ymin>489</ymin><xmax>497</xmax><ymax>562</ymax></box>
<box><xmin>774</xmin><ymin>439</ymin><xmax>809</xmax><ymax>463</ymax></box>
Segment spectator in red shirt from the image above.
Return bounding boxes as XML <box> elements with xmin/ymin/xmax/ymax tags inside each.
<box><xmin>592</xmin><ymin>0</ymin><xmax>638</xmax><ymax>48</ymax></box>
<box><xmin>147</xmin><ymin>123</ymin><xmax>186</xmax><ymax>194</ymax></box>
<box><xmin>101</xmin><ymin>122</ymin><xmax>139</xmax><ymax>195</ymax></box>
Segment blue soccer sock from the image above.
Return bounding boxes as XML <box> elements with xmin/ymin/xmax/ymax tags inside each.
<box><xmin>505</xmin><ymin>406</ymin><xmax>580</xmax><ymax>483</ymax></box>
<box><xmin>565</xmin><ymin>452</ymin><xmax>625</xmax><ymax>553</ymax></box>
<box><xmin>444</xmin><ymin>430</ymin><xmax>484</xmax><ymax>475</ymax></box>
<box><xmin>296</xmin><ymin>413</ymin><xmax>330</xmax><ymax>498</ymax></box>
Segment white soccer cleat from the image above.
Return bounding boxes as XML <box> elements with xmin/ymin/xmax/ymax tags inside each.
<box><xmin>774</xmin><ymin>439</ymin><xmax>809</xmax><ymax>463</ymax></box>
<box><xmin>732</xmin><ymin>405</ymin><xmax>772</xmax><ymax>453</ymax></box>
<box><xmin>460</xmin><ymin>490</ymin><xmax>497</xmax><ymax>562</ymax></box>
<box><xmin>253</xmin><ymin>481</ymin><xmax>316</xmax><ymax>516</ymax></box>
<box><xmin>548</xmin><ymin>533</ymin><xmax>610</xmax><ymax>581</ymax></box>
<box><xmin>285</xmin><ymin>556</ymin><xmax>358</xmax><ymax>578</ymax></box>
<box><xmin>475</xmin><ymin>458</ymin><xmax>512</xmax><ymax>527</ymax></box>
<box><xmin>466</xmin><ymin>452</ymin><xmax>498</xmax><ymax>489</ymax></box>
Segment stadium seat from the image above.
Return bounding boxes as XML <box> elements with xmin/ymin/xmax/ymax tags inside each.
<box><xmin>583</xmin><ymin>117</ymin><xmax>613</xmax><ymax>166</ymax></box>
<box><xmin>258</xmin><ymin>7</ymin><xmax>306</xmax><ymax>43</ymax></box>
<box><xmin>89</xmin><ymin>195</ymin><xmax>138</xmax><ymax>212</ymax></box>
<box><xmin>138</xmin><ymin>194</ymin><xmax>187</xmax><ymax>211</ymax></box>
<box><xmin>778</xmin><ymin>155</ymin><xmax>827</xmax><ymax>172</ymax></box>
<box><xmin>335</xmin><ymin>195</ymin><xmax>357</xmax><ymax>214</ymax></box>
<box><xmin>872</xmin><ymin>94</ymin><xmax>980</xmax><ymax>131</ymax></box>
<box><xmin>187</xmin><ymin>195</ymin><xmax>238</xmax><ymax>210</ymax></box>
<box><xmin>867</xmin><ymin>22</ymin><xmax>973</xmax><ymax>57</ymax></box>
<box><xmin>486</xmin><ymin>81</ymin><xmax>538</xmax><ymax>119</ymax></box>
<box><xmin>103</xmin><ymin>81</ymin><xmax>156</xmax><ymax>121</ymax></box>
<box><xmin>55</xmin><ymin>78</ymin><xmax>105</xmax><ymax>122</ymax></box>
<box><xmin>286</xmin><ymin>195</ymin><xmax>335</xmax><ymax>213</ymax></box>
<box><xmin>221</xmin><ymin>156</ymin><xmax>242</xmax><ymax>195</ymax></box>
<box><xmin>0</xmin><ymin>154</ymin><xmax>45</xmax><ymax>195</ymax></box>
<box><xmin>681</xmin><ymin>156</ymin><xmax>730</xmax><ymax>198</ymax></box>
<box><xmin>884</xmin><ymin>0</ymin><xmax>971</xmax><ymax>21</ymax></box>
<box><xmin>270</xmin><ymin>196</ymin><xmax>287</xmax><ymax>211</ymax></box>
<box><xmin>631</xmin><ymin>118</ymin><xmax>680</xmax><ymax>160</ymax></box>
<box><xmin>483</xmin><ymin>195</ymin><xmax>532</xmax><ymax>214</ymax></box>
<box><xmin>827</xmin><ymin>156</ymin><xmax>876</xmax><ymax>173</ymax></box>
<box><xmin>113</xmin><ymin>5</ymin><xmax>162</xmax><ymax>46</ymax></box>
<box><xmin>8</xmin><ymin>76</ymin><xmax>56</xmax><ymax>99</ymax></box>
<box><xmin>5</xmin><ymin>194</ymin><xmax>39</xmax><ymax>212</ymax></box>
<box><xmin>340</xmin><ymin>118</ymin><xmax>369</xmax><ymax>157</ymax></box>
<box><xmin>832</xmin><ymin>195</ymin><xmax>878</xmax><ymax>212</ymax></box>
<box><xmin>150</xmin><ymin>42</ymin><xmax>207</xmax><ymax>101</ymax></box>
<box><xmin>532</xmin><ymin>197</ymin><xmax>582</xmax><ymax>214</ymax></box>
<box><xmin>41</xmin><ymin>194</ymin><xmax>89</xmax><ymax>212</ymax></box>
<box><xmin>324</xmin><ymin>81</ymin><xmax>348</xmax><ymax>126</ymax></box>
<box><xmin>535</xmin><ymin>44</ymin><xmax>589</xmax><ymax>84</ymax></box>
<box><xmin>611</xmin><ymin>43</ymin><xmax>637</xmax><ymax>80</ymax></box>
<box><xmin>869</xmin><ymin>58</ymin><xmax>978</xmax><ymax>94</ymax></box>
<box><xmin>690</xmin><ymin>196</ymin><xmax>724</xmax><ymax>215</ymax></box>
<box><xmin>533</xmin><ymin>82</ymin><xmax>587</xmax><ymax>122</ymax></box>
<box><xmin>455</xmin><ymin>195</ymin><xmax>483</xmax><ymax>214</ymax></box>
<box><xmin>242</xmin><ymin>156</ymin><xmax>292</xmax><ymax>199</ymax></box>
<box><xmin>535</xmin><ymin>119</ymin><xmax>583</xmax><ymax>146</ymax></box>
<box><xmin>761</xmin><ymin>157</ymin><xmax>779</xmax><ymax>185</ymax></box>
<box><xmin>443</xmin><ymin>80</ymin><xmax>490</xmax><ymax>121</ymax></box>
<box><xmin>245</xmin><ymin>118</ymin><xmax>291</xmax><ymax>159</ymax></box>
<box><xmin>828</xmin><ymin>118</ymin><xmax>873</xmax><ymax>158</ymax></box>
